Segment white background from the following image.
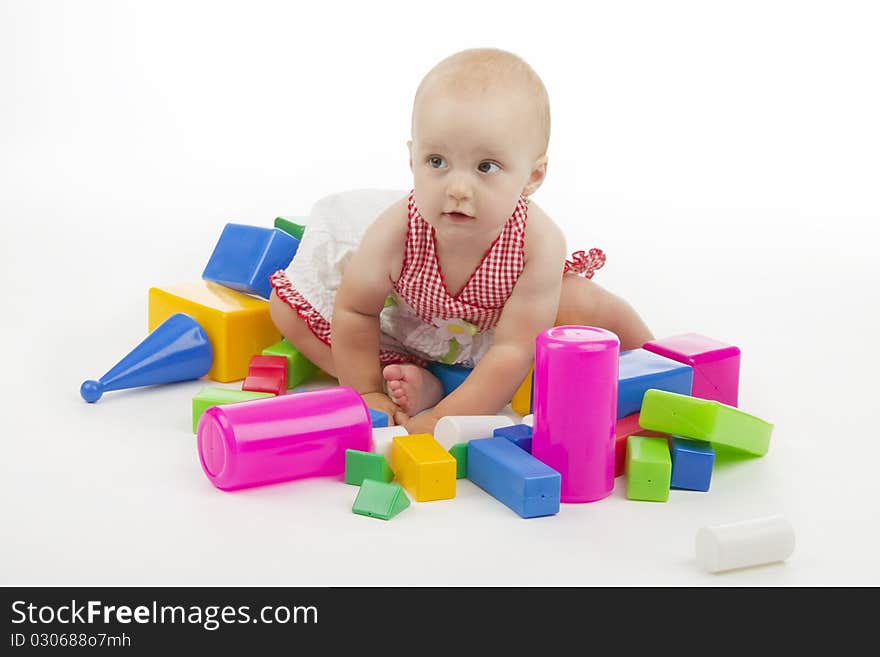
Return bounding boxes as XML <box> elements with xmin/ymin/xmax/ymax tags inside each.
<box><xmin>2</xmin><ymin>0</ymin><xmax>878</xmax><ymax>586</ymax></box>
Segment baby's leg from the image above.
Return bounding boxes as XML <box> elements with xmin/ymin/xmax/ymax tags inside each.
<box><xmin>269</xmin><ymin>291</ymin><xmax>337</xmax><ymax>377</ymax></box>
<box><xmin>382</xmin><ymin>364</ymin><xmax>444</xmax><ymax>418</ymax></box>
<box><xmin>555</xmin><ymin>275</ymin><xmax>654</xmax><ymax>351</ymax></box>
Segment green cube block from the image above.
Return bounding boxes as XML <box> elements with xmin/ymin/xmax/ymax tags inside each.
<box><xmin>638</xmin><ymin>389</ymin><xmax>773</xmax><ymax>456</ymax></box>
<box><xmin>626</xmin><ymin>435</ymin><xmax>671</xmax><ymax>502</ymax></box>
<box><xmin>352</xmin><ymin>479</ymin><xmax>410</xmax><ymax>520</ymax></box>
<box><xmin>448</xmin><ymin>443</ymin><xmax>468</xmax><ymax>479</ymax></box>
<box><xmin>274</xmin><ymin>216</ymin><xmax>306</xmax><ymax>240</ymax></box>
<box><xmin>345</xmin><ymin>449</ymin><xmax>394</xmax><ymax>486</ymax></box>
<box><xmin>261</xmin><ymin>339</ymin><xmax>319</xmax><ymax>389</ymax></box>
<box><xmin>191</xmin><ymin>387</ymin><xmax>273</xmax><ymax>433</ymax></box>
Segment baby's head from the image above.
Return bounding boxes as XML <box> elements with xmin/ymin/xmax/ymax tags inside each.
<box><xmin>408</xmin><ymin>48</ymin><xmax>550</xmax><ymax>237</ymax></box>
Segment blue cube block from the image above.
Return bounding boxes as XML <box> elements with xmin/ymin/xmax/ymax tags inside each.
<box><xmin>467</xmin><ymin>437</ymin><xmax>560</xmax><ymax>518</ymax></box>
<box><xmin>368</xmin><ymin>408</ymin><xmax>390</xmax><ymax>428</ymax></box>
<box><xmin>427</xmin><ymin>362</ymin><xmax>473</xmax><ymax>396</ymax></box>
<box><xmin>618</xmin><ymin>348</ymin><xmax>693</xmax><ymax>418</ymax></box>
<box><xmin>670</xmin><ymin>436</ymin><xmax>714</xmax><ymax>491</ymax></box>
<box><xmin>493</xmin><ymin>424</ymin><xmax>533</xmax><ymax>453</ymax></box>
<box><xmin>202</xmin><ymin>224</ymin><xmax>300</xmax><ymax>299</ymax></box>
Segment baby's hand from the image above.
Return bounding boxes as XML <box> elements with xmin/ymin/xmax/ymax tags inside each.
<box><xmin>404</xmin><ymin>411</ymin><xmax>442</xmax><ymax>436</ymax></box>
<box><xmin>361</xmin><ymin>392</ymin><xmax>407</xmax><ymax>427</ymax></box>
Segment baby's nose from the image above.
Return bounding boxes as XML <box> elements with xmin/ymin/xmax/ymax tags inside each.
<box><xmin>446</xmin><ymin>173</ymin><xmax>473</xmax><ymax>200</ymax></box>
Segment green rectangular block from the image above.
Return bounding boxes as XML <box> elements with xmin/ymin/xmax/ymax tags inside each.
<box><xmin>352</xmin><ymin>479</ymin><xmax>410</xmax><ymax>520</ymax></box>
<box><xmin>261</xmin><ymin>339</ymin><xmax>319</xmax><ymax>389</ymax></box>
<box><xmin>345</xmin><ymin>449</ymin><xmax>393</xmax><ymax>486</ymax></box>
<box><xmin>626</xmin><ymin>435</ymin><xmax>671</xmax><ymax>502</ymax></box>
<box><xmin>191</xmin><ymin>387</ymin><xmax>273</xmax><ymax>433</ymax></box>
<box><xmin>448</xmin><ymin>443</ymin><xmax>468</xmax><ymax>479</ymax></box>
<box><xmin>638</xmin><ymin>389</ymin><xmax>773</xmax><ymax>456</ymax></box>
<box><xmin>274</xmin><ymin>216</ymin><xmax>306</xmax><ymax>240</ymax></box>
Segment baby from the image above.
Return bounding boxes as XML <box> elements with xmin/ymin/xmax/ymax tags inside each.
<box><xmin>269</xmin><ymin>48</ymin><xmax>653</xmax><ymax>434</ymax></box>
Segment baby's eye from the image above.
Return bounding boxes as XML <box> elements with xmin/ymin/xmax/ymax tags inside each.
<box><xmin>478</xmin><ymin>161</ymin><xmax>501</xmax><ymax>174</ymax></box>
<box><xmin>428</xmin><ymin>156</ymin><xmax>447</xmax><ymax>169</ymax></box>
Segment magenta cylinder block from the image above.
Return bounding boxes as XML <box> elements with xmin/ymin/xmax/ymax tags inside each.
<box><xmin>197</xmin><ymin>386</ymin><xmax>372</xmax><ymax>491</ymax></box>
<box><xmin>531</xmin><ymin>326</ymin><xmax>620</xmax><ymax>503</ymax></box>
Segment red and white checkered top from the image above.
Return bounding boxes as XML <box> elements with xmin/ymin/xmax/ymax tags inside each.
<box><xmin>270</xmin><ymin>190</ymin><xmax>605</xmax><ymax>366</ymax></box>
<box><xmin>394</xmin><ymin>191</ymin><xmax>529</xmax><ymax>333</ymax></box>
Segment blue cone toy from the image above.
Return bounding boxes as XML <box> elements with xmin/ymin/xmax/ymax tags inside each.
<box><xmin>80</xmin><ymin>313</ymin><xmax>213</xmax><ymax>403</ymax></box>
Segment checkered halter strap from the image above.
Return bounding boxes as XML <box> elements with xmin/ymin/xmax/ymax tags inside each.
<box><xmin>393</xmin><ymin>191</ymin><xmax>529</xmax><ymax>334</ymax></box>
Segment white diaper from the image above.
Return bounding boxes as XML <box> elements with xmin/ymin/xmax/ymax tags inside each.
<box><xmin>285</xmin><ymin>188</ymin><xmax>408</xmax><ymax>321</ymax></box>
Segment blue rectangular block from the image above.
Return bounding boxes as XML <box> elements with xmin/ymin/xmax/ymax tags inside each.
<box><xmin>493</xmin><ymin>424</ymin><xmax>533</xmax><ymax>453</ymax></box>
<box><xmin>369</xmin><ymin>408</ymin><xmax>390</xmax><ymax>428</ymax></box>
<box><xmin>427</xmin><ymin>362</ymin><xmax>473</xmax><ymax>396</ymax></box>
<box><xmin>618</xmin><ymin>348</ymin><xmax>693</xmax><ymax>418</ymax></box>
<box><xmin>202</xmin><ymin>224</ymin><xmax>300</xmax><ymax>299</ymax></box>
<box><xmin>467</xmin><ymin>437</ymin><xmax>560</xmax><ymax>518</ymax></box>
<box><xmin>670</xmin><ymin>436</ymin><xmax>714</xmax><ymax>491</ymax></box>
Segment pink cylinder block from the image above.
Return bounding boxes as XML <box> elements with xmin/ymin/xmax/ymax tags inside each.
<box><xmin>197</xmin><ymin>386</ymin><xmax>372</xmax><ymax>491</ymax></box>
<box><xmin>532</xmin><ymin>326</ymin><xmax>620</xmax><ymax>503</ymax></box>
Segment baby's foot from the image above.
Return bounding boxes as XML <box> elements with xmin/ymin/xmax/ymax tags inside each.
<box><xmin>382</xmin><ymin>364</ymin><xmax>444</xmax><ymax>418</ymax></box>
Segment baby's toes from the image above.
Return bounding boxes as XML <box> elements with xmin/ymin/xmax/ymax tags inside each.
<box><xmin>382</xmin><ymin>364</ymin><xmax>404</xmax><ymax>382</ymax></box>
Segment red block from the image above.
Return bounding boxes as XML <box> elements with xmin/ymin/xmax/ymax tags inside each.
<box><xmin>615</xmin><ymin>413</ymin><xmax>668</xmax><ymax>478</ymax></box>
<box><xmin>242</xmin><ymin>355</ymin><xmax>287</xmax><ymax>396</ymax></box>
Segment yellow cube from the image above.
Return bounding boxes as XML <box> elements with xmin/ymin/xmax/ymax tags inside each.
<box><xmin>391</xmin><ymin>434</ymin><xmax>456</xmax><ymax>502</ymax></box>
<box><xmin>511</xmin><ymin>365</ymin><xmax>533</xmax><ymax>416</ymax></box>
<box><xmin>148</xmin><ymin>281</ymin><xmax>281</xmax><ymax>383</ymax></box>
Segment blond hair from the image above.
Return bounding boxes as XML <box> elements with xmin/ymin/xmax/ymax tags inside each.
<box><xmin>412</xmin><ymin>48</ymin><xmax>551</xmax><ymax>154</ymax></box>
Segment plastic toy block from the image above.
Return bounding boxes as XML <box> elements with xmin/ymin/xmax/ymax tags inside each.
<box><xmin>643</xmin><ymin>333</ymin><xmax>741</xmax><ymax>407</ymax></box>
<box><xmin>81</xmin><ymin>313</ymin><xmax>212</xmax><ymax>403</ymax></box>
<box><xmin>369</xmin><ymin>408</ymin><xmax>390</xmax><ymax>428</ymax></box>
<box><xmin>352</xmin><ymin>479</ymin><xmax>410</xmax><ymax>520</ymax></box>
<box><xmin>511</xmin><ymin>365</ymin><xmax>533</xmax><ymax>416</ymax></box>
<box><xmin>639</xmin><ymin>389</ymin><xmax>773</xmax><ymax>456</ymax></box>
<box><xmin>391</xmin><ymin>434</ymin><xmax>456</xmax><ymax>502</ymax></box>
<box><xmin>433</xmin><ymin>415</ymin><xmax>515</xmax><ymax>450</ymax></box>
<box><xmin>467</xmin><ymin>437</ymin><xmax>561</xmax><ymax>518</ymax></box>
<box><xmin>191</xmin><ymin>386</ymin><xmax>273</xmax><ymax>433</ymax></box>
<box><xmin>696</xmin><ymin>515</ymin><xmax>795</xmax><ymax>573</ymax></box>
<box><xmin>670</xmin><ymin>437</ymin><xmax>714</xmax><ymax>491</ymax></box>
<box><xmin>149</xmin><ymin>281</ymin><xmax>281</xmax><ymax>383</ymax></box>
<box><xmin>345</xmin><ymin>449</ymin><xmax>394</xmax><ymax>486</ymax></box>
<box><xmin>493</xmin><ymin>424</ymin><xmax>533</xmax><ymax>453</ymax></box>
<box><xmin>242</xmin><ymin>355</ymin><xmax>288</xmax><ymax>395</ymax></box>
<box><xmin>426</xmin><ymin>362</ymin><xmax>473</xmax><ymax>396</ymax></box>
<box><xmin>371</xmin><ymin>426</ymin><xmax>408</xmax><ymax>461</ymax></box>
<box><xmin>448</xmin><ymin>443</ymin><xmax>468</xmax><ymax>479</ymax></box>
<box><xmin>202</xmin><ymin>224</ymin><xmax>299</xmax><ymax>300</ymax></box>
<box><xmin>274</xmin><ymin>216</ymin><xmax>306</xmax><ymax>241</ymax></box>
<box><xmin>614</xmin><ymin>413</ymin><xmax>668</xmax><ymax>477</ymax></box>
<box><xmin>618</xmin><ymin>348</ymin><xmax>693</xmax><ymax>418</ymax></box>
<box><xmin>261</xmin><ymin>339</ymin><xmax>318</xmax><ymax>388</ymax></box>
<box><xmin>626</xmin><ymin>436</ymin><xmax>671</xmax><ymax>502</ymax></box>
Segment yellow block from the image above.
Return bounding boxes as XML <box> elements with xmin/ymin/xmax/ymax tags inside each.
<box><xmin>148</xmin><ymin>281</ymin><xmax>281</xmax><ymax>383</ymax></box>
<box><xmin>511</xmin><ymin>365</ymin><xmax>533</xmax><ymax>416</ymax></box>
<box><xmin>391</xmin><ymin>434</ymin><xmax>456</xmax><ymax>502</ymax></box>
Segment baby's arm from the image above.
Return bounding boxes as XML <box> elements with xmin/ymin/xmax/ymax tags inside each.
<box><xmin>332</xmin><ymin>198</ymin><xmax>409</xmax><ymax>420</ymax></box>
<box><xmin>418</xmin><ymin>212</ymin><xmax>568</xmax><ymax>424</ymax></box>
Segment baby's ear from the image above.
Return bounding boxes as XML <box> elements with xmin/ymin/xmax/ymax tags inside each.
<box><xmin>523</xmin><ymin>155</ymin><xmax>548</xmax><ymax>196</ymax></box>
<box><xmin>407</xmin><ymin>140</ymin><xmax>414</xmax><ymax>172</ymax></box>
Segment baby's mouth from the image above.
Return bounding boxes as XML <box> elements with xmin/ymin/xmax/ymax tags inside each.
<box><xmin>442</xmin><ymin>211</ymin><xmax>474</xmax><ymax>222</ymax></box>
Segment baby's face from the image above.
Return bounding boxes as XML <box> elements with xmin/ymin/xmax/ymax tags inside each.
<box><xmin>409</xmin><ymin>87</ymin><xmax>545</xmax><ymax>241</ymax></box>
